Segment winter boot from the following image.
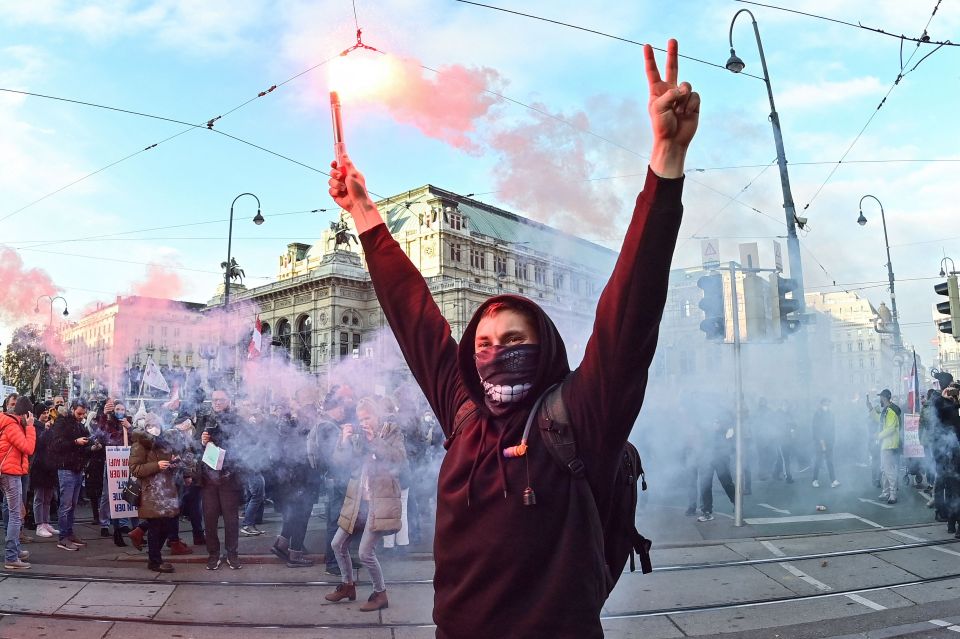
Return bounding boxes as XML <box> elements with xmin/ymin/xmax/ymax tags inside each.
<box><xmin>325</xmin><ymin>582</ymin><xmax>357</xmax><ymax>602</ymax></box>
<box><xmin>113</xmin><ymin>526</ymin><xmax>127</xmax><ymax>547</ymax></box>
<box><xmin>287</xmin><ymin>549</ymin><xmax>315</xmax><ymax>568</ymax></box>
<box><xmin>359</xmin><ymin>590</ymin><xmax>389</xmax><ymax>612</ymax></box>
<box><xmin>270</xmin><ymin>535</ymin><xmax>290</xmax><ymax>561</ymax></box>
<box><xmin>168</xmin><ymin>540</ymin><xmax>193</xmax><ymax>555</ymax></box>
<box><xmin>128</xmin><ymin>526</ymin><xmax>145</xmax><ymax>550</ymax></box>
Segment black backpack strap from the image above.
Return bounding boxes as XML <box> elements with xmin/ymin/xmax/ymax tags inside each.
<box><xmin>536</xmin><ymin>381</ymin><xmax>584</xmax><ymax>477</ymax></box>
<box><xmin>445</xmin><ymin>400</ymin><xmax>479</xmax><ymax>450</ymax></box>
<box><xmin>631</xmin><ymin>530</ymin><xmax>653</xmax><ymax>574</ymax></box>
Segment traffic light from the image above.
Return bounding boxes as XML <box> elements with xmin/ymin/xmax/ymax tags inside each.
<box><xmin>698</xmin><ymin>273</ymin><xmax>726</xmax><ymax>340</ymax></box>
<box><xmin>934</xmin><ymin>275</ymin><xmax>960</xmax><ymax>339</ymax></box>
<box><xmin>769</xmin><ymin>274</ymin><xmax>801</xmax><ymax>340</ymax></box>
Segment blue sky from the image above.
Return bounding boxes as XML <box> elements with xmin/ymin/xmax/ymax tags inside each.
<box><xmin>1</xmin><ymin>0</ymin><xmax>958</xmax><ymax>364</ymax></box>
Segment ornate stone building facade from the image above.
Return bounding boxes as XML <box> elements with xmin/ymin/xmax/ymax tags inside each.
<box><xmin>218</xmin><ymin>185</ymin><xmax>618</xmax><ymax>380</ymax></box>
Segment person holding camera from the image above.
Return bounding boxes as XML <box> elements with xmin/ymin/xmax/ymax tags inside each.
<box><xmin>49</xmin><ymin>400</ymin><xmax>92</xmax><ymax>551</ymax></box>
<box><xmin>129</xmin><ymin>413</ymin><xmax>181</xmax><ymax>573</ymax></box>
<box><xmin>325</xmin><ymin>396</ymin><xmax>406</xmax><ymax>612</ymax></box>
<box><xmin>0</xmin><ymin>397</ymin><xmax>37</xmax><ymax>569</ymax></box>
<box><xmin>198</xmin><ymin>388</ymin><xmax>244</xmax><ymax>570</ymax></box>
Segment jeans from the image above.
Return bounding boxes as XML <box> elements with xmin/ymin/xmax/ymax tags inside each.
<box><xmin>33</xmin><ymin>487</ymin><xmax>56</xmax><ymax>526</ymax></box>
<box><xmin>0</xmin><ymin>476</ymin><xmax>28</xmax><ymax>525</ymax></box>
<box><xmin>0</xmin><ymin>475</ymin><xmax>23</xmax><ymax>562</ymax></box>
<box><xmin>241</xmin><ymin>473</ymin><xmax>265</xmax><ymax>528</ymax></box>
<box><xmin>57</xmin><ymin>470</ymin><xmax>83</xmax><ymax>541</ymax></box>
<box><xmin>202</xmin><ymin>482</ymin><xmax>241</xmax><ymax>559</ymax></box>
<box><xmin>332</xmin><ymin>504</ymin><xmax>386</xmax><ymax>592</ymax></box>
<box><xmin>812</xmin><ymin>445</ymin><xmax>836</xmax><ymax>482</ymax></box>
<box><xmin>880</xmin><ymin>449</ymin><xmax>898</xmax><ymax>500</ymax></box>
<box><xmin>699</xmin><ymin>455</ymin><xmax>735</xmax><ymax>514</ymax></box>
<box><xmin>147</xmin><ymin>517</ymin><xmax>177</xmax><ymax>565</ymax></box>
<box><xmin>280</xmin><ymin>490</ymin><xmax>316</xmax><ymax>552</ymax></box>
<box><xmin>326</xmin><ymin>479</ymin><xmax>348</xmax><ymax>567</ymax></box>
<box><xmin>179</xmin><ymin>484</ymin><xmax>204</xmax><ymax>539</ymax></box>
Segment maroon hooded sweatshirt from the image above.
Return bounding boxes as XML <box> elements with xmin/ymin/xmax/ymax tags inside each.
<box><xmin>360</xmin><ymin>168</ymin><xmax>684</xmax><ymax>638</ymax></box>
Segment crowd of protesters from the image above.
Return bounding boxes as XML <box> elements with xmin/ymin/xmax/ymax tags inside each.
<box><xmin>0</xmin><ymin>379</ymin><xmax>444</xmax><ymax>606</ymax></box>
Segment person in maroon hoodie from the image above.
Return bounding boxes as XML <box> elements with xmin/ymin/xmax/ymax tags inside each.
<box><xmin>328</xmin><ymin>40</ymin><xmax>698</xmax><ymax>639</ymax></box>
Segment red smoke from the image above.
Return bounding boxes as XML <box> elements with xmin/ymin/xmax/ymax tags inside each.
<box><xmin>130</xmin><ymin>263</ymin><xmax>184</xmax><ymax>299</ymax></box>
<box><xmin>0</xmin><ymin>248</ymin><xmax>59</xmax><ymax>324</ymax></box>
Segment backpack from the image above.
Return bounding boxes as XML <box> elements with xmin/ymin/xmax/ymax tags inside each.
<box><xmin>450</xmin><ymin>381</ymin><xmax>653</xmax><ymax>592</ymax></box>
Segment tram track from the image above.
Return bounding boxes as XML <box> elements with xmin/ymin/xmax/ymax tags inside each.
<box><xmin>1</xmin><ymin>536</ymin><xmax>957</xmax><ymax>586</ymax></box>
<box><xmin>1</xmin><ymin>569</ymin><xmax>959</xmax><ymax>630</ymax></box>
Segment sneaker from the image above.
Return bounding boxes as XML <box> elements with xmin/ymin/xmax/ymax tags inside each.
<box><xmin>35</xmin><ymin>524</ymin><xmax>53</xmax><ymax>538</ymax></box>
<box><xmin>18</xmin><ymin>551</ymin><xmax>29</xmax><ymax>560</ymax></box>
<box><xmin>684</xmin><ymin>506</ymin><xmax>697</xmax><ymax>516</ymax></box>
<box><xmin>252</xmin><ymin>525</ymin><xmax>266</xmax><ymax>535</ymax></box>
<box><xmin>878</xmin><ymin>493</ymin><xmax>890</xmax><ymax>500</ymax></box>
<box><xmin>785</xmin><ymin>476</ymin><xmax>794</xmax><ymax>484</ymax></box>
<box><xmin>697</xmin><ymin>513</ymin><xmax>715</xmax><ymax>522</ymax></box>
<box><xmin>225</xmin><ymin>556</ymin><xmax>242</xmax><ymax>570</ymax></box>
<box><xmin>831</xmin><ymin>480</ymin><xmax>841</xmax><ymax>488</ymax></box>
<box><xmin>240</xmin><ymin>526</ymin><xmax>260</xmax><ymax>537</ymax></box>
<box><xmin>812</xmin><ymin>480</ymin><xmax>820</xmax><ymax>488</ymax></box>
<box><xmin>57</xmin><ymin>540</ymin><xmax>79</xmax><ymax>551</ymax></box>
<box><xmin>68</xmin><ymin>536</ymin><xmax>87</xmax><ymax>547</ymax></box>
<box><xmin>3</xmin><ymin>559</ymin><xmax>30</xmax><ymax>570</ymax></box>
<box><xmin>206</xmin><ymin>556</ymin><xmax>222</xmax><ymax>571</ymax></box>
<box><xmin>325</xmin><ymin>564</ymin><xmax>341</xmax><ymax>576</ymax></box>
<box><xmin>887</xmin><ymin>498</ymin><xmax>898</xmax><ymax>504</ymax></box>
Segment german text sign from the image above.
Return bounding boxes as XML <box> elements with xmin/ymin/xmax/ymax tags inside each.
<box><xmin>106</xmin><ymin>446</ymin><xmax>138</xmax><ymax>518</ymax></box>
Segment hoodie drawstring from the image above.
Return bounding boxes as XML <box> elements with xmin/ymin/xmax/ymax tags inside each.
<box><xmin>495</xmin><ymin>428</ymin><xmax>510</xmax><ymax>499</ymax></box>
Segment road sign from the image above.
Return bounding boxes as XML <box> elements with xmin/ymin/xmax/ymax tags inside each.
<box><xmin>773</xmin><ymin>241</ymin><xmax>783</xmax><ymax>272</ymax></box>
<box><xmin>701</xmin><ymin>239</ymin><xmax>720</xmax><ymax>269</ymax></box>
<box><xmin>739</xmin><ymin>243</ymin><xmax>759</xmax><ymax>270</ymax></box>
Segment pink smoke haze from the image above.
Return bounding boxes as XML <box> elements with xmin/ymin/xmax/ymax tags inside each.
<box><xmin>130</xmin><ymin>263</ymin><xmax>184</xmax><ymax>299</ymax></box>
<box><xmin>341</xmin><ymin>56</ymin><xmax>503</xmax><ymax>151</ymax></box>
<box><xmin>0</xmin><ymin>248</ymin><xmax>59</xmax><ymax>325</ymax></box>
<box><xmin>490</xmin><ymin>104</ymin><xmax>624</xmax><ymax>239</ymax></box>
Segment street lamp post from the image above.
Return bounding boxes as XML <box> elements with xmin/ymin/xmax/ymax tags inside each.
<box><xmin>223</xmin><ymin>193</ymin><xmax>264</xmax><ymax>309</ymax></box>
<box><xmin>222</xmin><ymin>193</ymin><xmax>264</xmax><ymax>378</ymax></box>
<box><xmin>726</xmin><ymin>10</ymin><xmax>806</xmax><ymax>314</ymax></box>
<box><xmin>34</xmin><ymin>295</ymin><xmax>69</xmax><ymax>397</ymax></box>
<box><xmin>858</xmin><ymin>195</ymin><xmax>902</xmax><ymax>350</ymax></box>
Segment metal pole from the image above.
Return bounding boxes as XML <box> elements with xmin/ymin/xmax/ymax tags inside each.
<box><xmin>862</xmin><ymin>195</ymin><xmax>902</xmax><ymax>350</ymax></box>
<box><xmin>729</xmin><ymin>262</ymin><xmax>745</xmax><ymax>527</ymax></box>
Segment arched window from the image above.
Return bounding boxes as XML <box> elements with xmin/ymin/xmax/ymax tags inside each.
<box><xmin>296</xmin><ymin>315</ymin><xmax>312</xmax><ymax>367</ymax></box>
<box><xmin>276</xmin><ymin>319</ymin><xmax>292</xmax><ymax>352</ymax></box>
<box><xmin>260</xmin><ymin>322</ymin><xmax>272</xmax><ymax>343</ymax></box>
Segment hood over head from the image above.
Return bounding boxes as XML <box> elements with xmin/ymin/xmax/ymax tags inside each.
<box><xmin>458</xmin><ymin>295</ymin><xmax>570</xmax><ymax>416</ymax></box>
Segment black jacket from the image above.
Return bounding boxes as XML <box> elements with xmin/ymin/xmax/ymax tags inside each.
<box><xmin>49</xmin><ymin>415</ymin><xmax>89</xmax><ymax>473</ymax></box>
<box><xmin>29</xmin><ymin>426</ymin><xmax>59</xmax><ymax>489</ymax></box>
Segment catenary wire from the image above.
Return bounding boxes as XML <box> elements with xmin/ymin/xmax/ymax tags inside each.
<box><xmin>452</xmin><ymin>0</ymin><xmax>766</xmax><ymax>80</ymax></box>
<box><xmin>800</xmin><ymin>0</ymin><xmax>950</xmax><ymax>215</ymax></box>
<box><xmin>735</xmin><ymin>0</ymin><xmax>958</xmax><ymax>47</ymax></box>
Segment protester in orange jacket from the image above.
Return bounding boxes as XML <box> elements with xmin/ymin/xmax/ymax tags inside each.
<box><xmin>0</xmin><ymin>396</ymin><xmax>37</xmax><ymax>569</ymax></box>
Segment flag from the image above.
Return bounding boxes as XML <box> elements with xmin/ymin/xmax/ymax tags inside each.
<box><xmin>30</xmin><ymin>365</ymin><xmax>42</xmax><ymax>395</ymax></box>
<box><xmin>907</xmin><ymin>348</ymin><xmax>920</xmax><ymax>414</ymax></box>
<box><xmin>248</xmin><ymin>315</ymin><xmax>262</xmax><ymax>359</ymax></box>
<box><xmin>133</xmin><ymin>399</ymin><xmax>147</xmax><ymax>424</ymax></box>
<box><xmin>142</xmin><ymin>356</ymin><xmax>170</xmax><ymax>393</ymax></box>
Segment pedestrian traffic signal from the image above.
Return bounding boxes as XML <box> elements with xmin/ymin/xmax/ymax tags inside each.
<box><xmin>698</xmin><ymin>273</ymin><xmax>726</xmax><ymax>340</ymax></box>
<box><xmin>769</xmin><ymin>274</ymin><xmax>801</xmax><ymax>340</ymax></box>
<box><xmin>934</xmin><ymin>275</ymin><xmax>960</xmax><ymax>339</ymax></box>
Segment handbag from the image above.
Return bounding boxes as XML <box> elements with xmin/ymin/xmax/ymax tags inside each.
<box><xmin>121</xmin><ymin>477</ymin><xmax>142</xmax><ymax>508</ymax></box>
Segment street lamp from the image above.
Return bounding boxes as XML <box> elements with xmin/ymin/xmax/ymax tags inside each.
<box><xmin>857</xmin><ymin>194</ymin><xmax>902</xmax><ymax>350</ymax></box>
<box><xmin>35</xmin><ymin>295</ymin><xmax>69</xmax><ymax>326</ymax></box>
<box><xmin>223</xmin><ymin>193</ymin><xmax>263</xmax><ymax>309</ymax></box>
<box><xmin>726</xmin><ymin>9</ymin><xmax>806</xmax><ymax>315</ymax></box>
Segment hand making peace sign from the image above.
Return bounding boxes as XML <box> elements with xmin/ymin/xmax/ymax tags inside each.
<box><xmin>645</xmin><ymin>39</ymin><xmax>700</xmax><ymax>178</ymax></box>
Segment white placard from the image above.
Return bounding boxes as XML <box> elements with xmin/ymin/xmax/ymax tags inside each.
<box><xmin>106</xmin><ymin>446</ymin><xmax>138</xmax><ymax>518</ymax></box>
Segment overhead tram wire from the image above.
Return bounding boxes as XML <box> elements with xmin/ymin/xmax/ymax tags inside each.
<box><xmin>735</xmin><ymin>0</ymin><xmax>958</xmax><ymax>47</ymax></box>
<box><xmin>0</xmin><ymin>53</ymin><xmax>342</xmax><ymax>226</ymax></box>
<box><xmin>452</xmin><ymin>0</ymin><xmax>766</xmax><ymax>80</ymax></box>
<box><xmin>799</xmin><ymin>0</ymin><xmax>952</xmax><ymax>216</ymax></box>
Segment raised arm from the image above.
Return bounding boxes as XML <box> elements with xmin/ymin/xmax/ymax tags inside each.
<box><xmin>328</xmin><ymin>159</ymin><xmax>467</xmax><ymax>434</ymax></box>
<box><xmin>565</xmin><ymin>40</ymin><xmax>700</xmax><ymax>458</ymax></box>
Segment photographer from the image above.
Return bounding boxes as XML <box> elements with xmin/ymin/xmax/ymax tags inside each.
<box><xmin>129</xmin><ymin>413</ymin><xmax>180</xmax><ymax>573</ymax></box>
<box><xmin>198</xmin><ymin>388</ymin><xmax>244</xmax><ymax>570</ymax></box>
<box><xmin>49</xmin><ymin>400</ymin><xmax>92</xmax><ymax>551</ymax></box>
<box><xmin>0</xmin><ymin>397</ymin><xmax>37</xmax><ymax>569</ymax></box>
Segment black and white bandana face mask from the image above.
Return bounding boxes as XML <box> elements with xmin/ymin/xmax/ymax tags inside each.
<box><xmin>474</xmin><ymin>344</ymin><xmax>540</xmax><ymax>414</ymax></box>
